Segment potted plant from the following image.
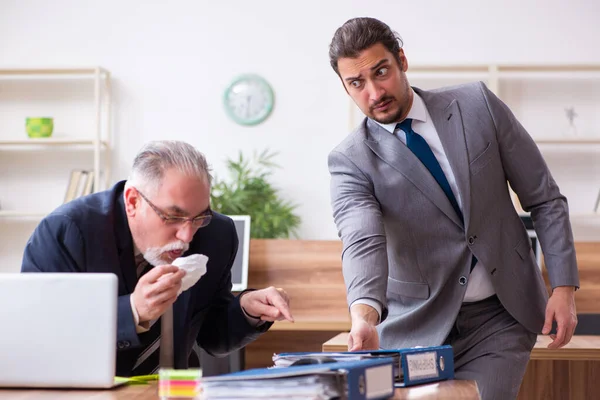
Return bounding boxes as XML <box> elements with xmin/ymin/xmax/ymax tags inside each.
<box><xmin>210</xmin><ymin>149</ymin><xmax>301</xmax><ymax>239</ymax></box>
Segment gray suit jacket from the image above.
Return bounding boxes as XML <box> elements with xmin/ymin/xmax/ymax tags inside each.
<box><xmin>328</xmin><ymin>82</ymin><xmax>579</xmax><ymax>349</ymax></box>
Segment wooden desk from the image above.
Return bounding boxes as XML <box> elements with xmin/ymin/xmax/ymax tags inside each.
<box><xmin>519</xmin><ymin>335</ymin><xmax>600</xmax><ymax>400</ymax></box>
<box><xmin>0</xmin><ymin>384</ymin><xmax>156</xmax><ymax>400</ymax></box>
<box><xmin>244</xmin><ymin>240</ymin><xmax>350</xmax><ymax>368</ymax></box>
<box><xmin>323</xmin><ymin>333</ymin><xmax>600</xmax><ymax>400</ymax></box>
<box><xmin>392</xmin><ymin>380</ymin><xmax>479</xmax><ymax>399</ymax></box>
<box><xmin>321</xmin><ymin>332</ymin><xmax>349</xmax><ymax>352</ymax></box>
<box><xmin>246</xmin><ymin>241</ymin><xmax>600</xmax><ymax>369</ymax></box>
<box><xmin>0</xmin><ymin>381</ymin><xmax>480</xmax><ymax>400</ymax></box>
<box><xmin>529</xmin><ymin>334</ymin><xmax>600</xmax><ymax>360</ymax></box>
<box><xmin>270</xmin><ymin>320</ymin><xmax>350</xmax><ymax>332</ymax></box>
<box><xmin>247</xmin><ymin>240</ymin><xmax>350</xmax><ymax>332</ymax></box>
<box><xmin>323</xmin><ymin>332</ymin><xmax>600</xmax><ymax>357</ymax></box>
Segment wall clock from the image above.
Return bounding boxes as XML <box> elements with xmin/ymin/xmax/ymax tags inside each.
<box><xmin>223</xmin><ymin>74</ymin><xmax>275</xmax><ymax>126</ymax></box>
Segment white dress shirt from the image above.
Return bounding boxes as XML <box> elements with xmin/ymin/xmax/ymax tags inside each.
<box><xmin>352</xmin><ymin>90</ymin><xmax>496</xmax><ymax>322</ymax></box>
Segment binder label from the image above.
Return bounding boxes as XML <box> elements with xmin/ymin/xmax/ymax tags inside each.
<box><xmin>406</xmin><ymin>351</ymin><xmax>439</xmax><ymax>380</ymax></box>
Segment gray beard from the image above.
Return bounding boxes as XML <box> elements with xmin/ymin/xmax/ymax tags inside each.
<box><xmin>143</xmin><ymin>241</ymin><xmax>190</xmax><ymax>266</ymax></box>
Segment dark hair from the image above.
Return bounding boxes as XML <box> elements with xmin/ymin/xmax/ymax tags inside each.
<box><xmin>329</xmin><ymin>17</ymin><xmax>404</xmax><ymax>76</ymax></box>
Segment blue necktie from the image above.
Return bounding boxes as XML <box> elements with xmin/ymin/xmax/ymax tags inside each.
<box><xmin>131</xmin><ymin>256</ymin><xmax>162</xmax><ymax>375</ymax></box>
<box><xmin>396</xmin><ymin>119</ymin><xmax>477</xmax><ymax>272</ymax></box>
<box><xmin>396</xmin><ymin>119</ymin><xmax>463</xmax><ymax>221</ymax></box>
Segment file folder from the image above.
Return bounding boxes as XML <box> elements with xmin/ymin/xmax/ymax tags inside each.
<box><xmin>199</xmin><ymin>357</ymin><xmax>395</xmax><ymax>399</ymax></box>
<box><xmin>274</xmin><ymin>345</ymin><xmax>454</xmax><ymax>387</ymax></box>
<box><xmin>396</xmin><ymin>345</ymin><xmax>454</xmax><ymax>387</ymax></box>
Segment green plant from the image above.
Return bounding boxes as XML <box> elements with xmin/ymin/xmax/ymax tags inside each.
<box><xmin>210</xmin><ymin>149</ymin><xmax>301</xmax><ymax>239</ymax></box>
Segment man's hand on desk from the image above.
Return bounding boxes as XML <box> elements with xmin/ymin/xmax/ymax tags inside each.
<box><xmin>132</xmin><ymin>265</ymin><xmax>186</xmax><ymax>322</ymax></box>
<box><xmin>542</xmin><ymin>285</ymin><xmax>578</xmax><ymax>349</ymax></box>
<box><xmin>240</xmin><ymin>286</ymin><xmax>294</xmax><ymax>322</ymax></box>
<box><xmin>349</xmin><ymin>303</ymin><xmax>380</xmax><ymax>351</ymax></box>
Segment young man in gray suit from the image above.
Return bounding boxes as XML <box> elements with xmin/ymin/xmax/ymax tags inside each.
<box><xmin>327</xmin><ymin>17</ymin><xmax>579</xmax><ymax>399</ymax></box>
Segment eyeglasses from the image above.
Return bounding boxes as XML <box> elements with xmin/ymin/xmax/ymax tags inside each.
<box><xmin>136</xmin><ymin>189</ymin><xmax>212</xmax><ymax>229</ymax></box>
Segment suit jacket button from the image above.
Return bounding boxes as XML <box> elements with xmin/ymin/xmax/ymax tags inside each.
<box><xmin>459</xmin><ymin>276</ymin><xmax>467</xmax><ymax>285</ymax></box>
<box><xmin>468</xmin><ymin>236</ymin><xmax>476</xmax><ymax>245</ymax></box>
<box><xmin>117</xmin><ymin>341</ymin><xmax>125</xmax><ymax>349</ymax></box>
<box><xmin>123</xmin><ymin>341</ymin><xmax>130</xmax><ymax>348</ymax></box>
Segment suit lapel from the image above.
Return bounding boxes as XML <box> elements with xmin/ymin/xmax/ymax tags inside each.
<box><xmin>118</xmin><ymin>247</ymin><xmax>137</xmax><ymax>294</ymax></box>
<box><xmin>115</xmin><ymin>194</ymin><xmax>138</xmax><ymax>293</ymax></box>
<box><xmin>418</xmin><ymin>88</ymin><xmax>472</xmax><ymax>230</ymax></box>
<box><xmin>364</xmin><ymin>119</ymin><xmax>463</xmax><ymax>228</ymax></box>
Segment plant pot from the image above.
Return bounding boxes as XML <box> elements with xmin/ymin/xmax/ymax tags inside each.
<box><xmin>26</xmin><ymin>117</ymin><xmax>54</xmax><ymax>138</ymax></box>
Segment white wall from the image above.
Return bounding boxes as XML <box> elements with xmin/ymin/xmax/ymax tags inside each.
<box><xmin>1</xmin><ymin>0</ymin><xmax>599</xmax><ymax>268</ymax></box>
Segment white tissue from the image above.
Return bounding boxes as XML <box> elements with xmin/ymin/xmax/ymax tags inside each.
<box><xmin>172</xmin><ymin>254</ymin><xmax>208</xmax><ymax>294</ymax></box>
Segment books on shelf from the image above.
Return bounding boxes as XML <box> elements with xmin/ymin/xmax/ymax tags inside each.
<box><xmin>64</xmin><ymin>170</ymin><xmax>94</xmax><ymax>203</ymax></box>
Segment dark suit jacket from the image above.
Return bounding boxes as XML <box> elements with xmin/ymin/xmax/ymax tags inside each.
<box><xmin>21</xmin><ymin>180</ymin><xmax>269</xmax><ymax>376</ymax></box>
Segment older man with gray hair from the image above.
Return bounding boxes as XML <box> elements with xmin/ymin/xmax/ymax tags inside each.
<box><xmin>22</xmin><ymin>140</ymin><xmax>292</xmax><ymax>376</ymax></box>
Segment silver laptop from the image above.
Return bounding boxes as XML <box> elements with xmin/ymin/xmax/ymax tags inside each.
<box><xmin>0</xmin><ymin>273</ymin><xmax>119</xmax><ymax>388</ymax></box>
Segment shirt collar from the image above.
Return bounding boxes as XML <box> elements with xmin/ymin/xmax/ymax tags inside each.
<box><xmin>373</xmin><ymin>89</ymin><xmax>427</xmax><ymax>134</ymax></box>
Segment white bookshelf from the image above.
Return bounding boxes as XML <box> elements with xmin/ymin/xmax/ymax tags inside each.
<box><xmin>0</xmin><ymin>211</ymin><xmax>49</xmax><ymax>218</ymax></box>
<box><xmin>0</xmin><ymin>138</ymin><xmax>109</xmax><ymax>146</ymax></box>
<box><xmin>0</xmin><ymin>67</ymin><xmax>111</xmax><ymax>217</ymax></box>
<box><xmin>349</xmin><ymin>63</ymin><xmax>600</xmax><ymax>237</ymax></box>
<box><xmin>0</xmin><ymin>67</ymin><xmax>110</xmax><ymax>80</ymax></box>
<box><xmin>351</xmin><ymin>64</ymin><xmax>600</xmax><ymax>142</ymax></box>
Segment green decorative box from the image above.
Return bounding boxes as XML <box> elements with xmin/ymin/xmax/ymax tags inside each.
<box><xmin>26</xmin><ymin>117</ymin><xmax>54</xmax><ymax>138</ymax></box>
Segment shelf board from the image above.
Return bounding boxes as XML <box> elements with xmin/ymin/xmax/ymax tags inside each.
<box><xmin>408</xmin><ymin>72</ymin><xmax>490</xmax><ymax>80</ymax></box>
<box><xmin>402</xmin><ymin>64</ymin><xmax>600</xmax><ymax>81</ymax></box>
<box><xmin>0</xmin><ymin>67</ymin><xmax>109</xmax><ymax>80</ymax></box>
<box><xmin>570</xmin><ymin>213</ymin><xmax>600</xmax><ymax>219</ymax></box>
<box><xmin>519</xmin><ymin>212</ymin><xmax>600</xmax><ymax>220</ymax></box>
<box><xmin>499</xmin><ymin>71</ymin><xmax>600</xmax><ymax>80</ymax></box>
<box><xmin>534</xmin><ymin>138</ymin><xmax>600</xmax><ymax>144</ymax></box>
<box><xmin>408</xmin><ymin>64</ymin><xmax>600</xmax><ymax>73</ymax></box>
<box><xmin>0</xmin><ymin>210</ymin><xmax>48</xmax><ymax>218</ymax></box>
<box><xmin>499</xmin><ymin>65</ymin><xmax>600</xmax><ymax>80</ymax></box>
<box><xmin>409</xmin><ymin>65</ymin><xmax>490</xmax><ymax>73</ymax></box>
<box><xmin>0</xmin><ymin>138</ymin><xmax>108</xmax><ymax>147</ymax></box>
<box><xmin>500</xmin><ymin>65</ymin><xmax>600</xmax><ymax>72</ymax></box>
<box><xmin>270</xmin><ymin>320</ymin><xmax>351</xmax><ymax>332</ymax></box>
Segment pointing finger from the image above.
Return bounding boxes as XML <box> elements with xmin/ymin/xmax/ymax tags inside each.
<box><xmin>269</xmin><ymin>293</ymin><xmax>294</xmax><ymax>322</ymax></box>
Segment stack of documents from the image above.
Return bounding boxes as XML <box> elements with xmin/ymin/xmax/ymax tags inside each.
<box><xmin>273</xmin><ymin>351</ymin><xmax>399</xmax><ymax>369</ymax></box>
<box><xmin>199</xmin><ymin>358</ymin><xmax>395</xmax><ymax>399</ymax></box>
<box><xmin>200</xmin><ymin>373</ymin><xmax>340</xmax><ymax>399</ymax></box>
<box><xmin>273</xmin><ymin>345</ymin><xmax>454</xmax><ymax>387</ymax></box>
